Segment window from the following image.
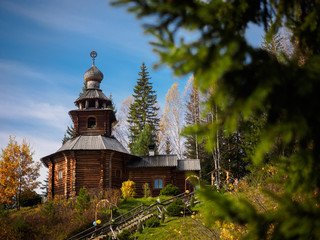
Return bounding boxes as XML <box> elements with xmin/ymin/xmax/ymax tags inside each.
<box><xmin>58</xmin><ymin>171</ymin><xmax>63</xmax><ymax>179</ymax></box>
<box><xmin>88</xmin><ymin>117</ymin><xmax>96</xmax><ymax>129</ymax></box>
<box><xmin>154</xmin><ymin>178</ymin><xmax>163</xmax><ymax>189</ymax></box>
<box><xmin>89</xmin><ymin>100</ymin><xmax>95</xmax><ymax>108</ymax></box>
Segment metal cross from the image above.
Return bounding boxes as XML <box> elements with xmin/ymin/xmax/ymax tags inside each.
<box><xmin>90</xmin><ymin>51</ymin><xmax>97</xmax><ymax>65</ymax></box>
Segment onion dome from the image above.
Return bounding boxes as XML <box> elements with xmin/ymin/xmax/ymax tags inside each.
<box><xmin>84</xmin><ymin>65</ymin><xmax>104</xmax><ymax>83</ymax></box>
<box><xmin>83</xmin><ymin>51</ymin><xmax>103</xmax><ymax>89</ymax></box>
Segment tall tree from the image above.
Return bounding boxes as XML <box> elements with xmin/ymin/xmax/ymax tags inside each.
<box><xmin>112</xmin><ymin>0</ymin><xmax>320</xmax><ymax>238</ymax></box>
<box><xmin>184</xmin><ymin>79</ymin><xmax>201</xmax><ymax>160</ymax></box>
<box><xmin>62</xmin><ymin>125</ymin><xmax>75</xmax><ymax>145</ymax></box>
<box><xmin>112</xmin><ymin>96</ymin><xmax>132</xmax><ymax>151</ymax></box>
<box><xmin>40</xmin><ymin>174</ymin><xmax>49</xmax><ymax>198</ymax></box>
<box><xmin>161</xmin><ymin>83</ymin><xmax>184</xmax><ymax>158</ymax></box>
<box><xmin>127</xmin><ymin>62</ymin><xmax>159</xmax><ymax>152</ymax></box>
<box><xmin>0</xmin><ymin>136</ymin><xmax>40</xmax><ymax>209</ymax></box>
<box><xmin>131</xmin><ymin>124</ymin><xmax>153</xmax><ymax>155</ymax></box>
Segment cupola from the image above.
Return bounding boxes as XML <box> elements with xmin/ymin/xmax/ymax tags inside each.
<box><xmin>84</xmin><ymin>51</ymin><xmax>104</xmax><ymax>89</ymax></box>
<box><xmin>69</xmin><ymin>51</ymin><xmax>116</xmax><ymax>137</ymax></box>
<box><xmin>74</xmin><ymin>51</ymin><xmax>111</xmax><ymax>110</ymax></box>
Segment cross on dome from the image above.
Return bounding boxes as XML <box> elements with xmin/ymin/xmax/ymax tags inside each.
<box><xmin>90</xmin><ymin>51</ymin><xmax>97</xmax><ymax>65</ymax></box>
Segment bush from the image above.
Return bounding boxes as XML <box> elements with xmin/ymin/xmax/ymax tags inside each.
<box><xmin>121</xmin><ymin>180</ymin><xmax>136</xmax><ymax>200</ymax></box>
<box><xmin>20</xmin><ymin>190</ymin><xmax>42</xmax><ymax>207</ymax></box>
<box><xmin>13</xmin><ymin>216</ymin><xmax>30</xmax><ymax>238</ymax></box>
<box><xmin>76</xmin><ymin>187</ymin><xmax>91</xmax><ymax>215</ymax></box>
<box><xmin>145</xmin><ymin>216</ymin><xmax>160</xmax><ymax>228</ymax></box>
<box><xmin>166</xmin><ymin>199</ymin><xmax>185</xmax><ymax>217</ymax></box>
<box><xmin>142</xmin><ymin>183</ymin><xmax>151</xmax><ymax>198</ymax></box>
<box><xmin>160</xmin><ymin>184</ymin><xmax>180</xmax><ymax>196</ymax></box>
<box><xmin>41</xmin><ymin>201</ymin><xmax>56</xmax><ymax>219</ymax></box>
<box><xmin>117</xmin><ymin>229</ymin><xmax>131</xmax><ymax>240</ymax></box>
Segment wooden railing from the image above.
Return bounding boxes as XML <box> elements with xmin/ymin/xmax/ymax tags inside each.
<box><xmin>67</xmin><ymin>191</ymin><xmax>195</xmax><ymax>240</ymax></box>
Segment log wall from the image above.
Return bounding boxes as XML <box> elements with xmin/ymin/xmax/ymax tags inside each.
<box><xmin>70</xmin><ymin>110</ymin><xmax>113</xmax><ymax>136</ymax></box>
<box><xmin>47</xmin><ymin>150</ymin><xmax>131</xmax><ymax>199</ymax></box>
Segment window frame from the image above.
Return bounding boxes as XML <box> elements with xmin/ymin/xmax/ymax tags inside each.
<box><xmin>154</xmin><ymin>178</ymin><xmax>164</xmax><ymax>189</ymax></box>
<box><xmin>58</xmin><ymin>170</ymin><xmax>63</xmax><ymax>179</ymax></box>
<box><xmin>87</xmin><ymin>117</ymin><xmax>96</xmax><ymax>129</ymax></box>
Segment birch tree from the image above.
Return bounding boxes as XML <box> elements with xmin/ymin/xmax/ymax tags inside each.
<box><xmin>161</xmin><ymin>83</ymin><xmax>184</xmax><ymax>158</ymax></box>
<box><xmin>112</xmin><ymin>96</ymin><xmax>132</xmax><ymax>151</ymax></box>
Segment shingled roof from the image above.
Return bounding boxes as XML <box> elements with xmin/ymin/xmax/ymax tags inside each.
<box><xmin>75</xmin><ymin>89</ymin><xmax>109</xmax><ymax>103</ymax></box>
<box><xmin>56</xmin><ymin>135</ymin><xmax>128</xmax><ymax>153</ymax></box>
<box><xmin>126</xmin><ymin>155</ymin><xmax>200</xmax><ymax>171</ymax></box>
<box><xmin>127</xmin><ymin>155</ymin><xmax>178</xmax><ymax>168</ymax></box>
<box><xmin>177</xmin><ymin>159</ymin><xmax>201</xmax><ymax>171</ymax></box>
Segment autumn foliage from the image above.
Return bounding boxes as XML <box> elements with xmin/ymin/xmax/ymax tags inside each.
<box><xmin>120</xmin><ymin>179</ymin><xmax>136</xmax><ymax>200</ymax></box>
<box><xmin>0</xmin><ymin>136</ymin><xmax>40</xmax><ymax>209</ymax></box>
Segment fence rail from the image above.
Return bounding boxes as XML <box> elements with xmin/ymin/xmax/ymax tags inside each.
<box><xmin>67</xmin><ymin>191</ymin><xmax>195</xmax><ymax>240</ymax></box>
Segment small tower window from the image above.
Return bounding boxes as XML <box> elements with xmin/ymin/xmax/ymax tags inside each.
<box><xmin>88</xmin><ymin>117</ymin><xmax>96</xmax><ymax>129</ymax></box>
<box><xmin>58</xmin><ymin>171</ymin><xmax>63</xmax><ymax>179</ymax></box>
<box><xmin>89</xmin><ymin>100</ymin><xmax>95</xmax><ymax>108</ymax></box>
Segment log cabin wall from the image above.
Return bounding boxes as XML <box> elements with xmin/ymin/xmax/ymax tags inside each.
<box><xmin>127</xmin><ymin>167</ymin><xmax>176</xmax><ymax>197</ymax></box>
<box><xmin>70</xmin><ymin>110</ymin><xmax>113</xmax><ymax>136</ymax></box>
<box><xmin>52</xmin><ymin>154</ymin><xmax>66</xmax><ymax>197</ymax></box>
<box><xmin>75</xmin><ymin>151</ymin><xmax>101</xmax><ymax>195</ymax></box>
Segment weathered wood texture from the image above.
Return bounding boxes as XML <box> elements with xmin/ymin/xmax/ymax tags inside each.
<box><xmin>48</xmin><ymin>150</ymin><xmax>131</xmax><ymax>199</ymax></box>
<box><xmin>126</xmin><ymin>168</ymin><xmax>200</xmax><ymax>197</ymax></box>
<box><xmin>128</xmin><ymin>167</ymin><xmax>173</xmax><ymax>197</ymax></box>
<box><xmin>70</xmin><ymin>110</ymin><xmax>113</xmax><ymax>136</ymax></box>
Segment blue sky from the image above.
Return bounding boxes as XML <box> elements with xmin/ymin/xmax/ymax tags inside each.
<box><xmin>0</xmin><ymin>0</ymin><xmax>264</xmax><ymax>190</ymax></box>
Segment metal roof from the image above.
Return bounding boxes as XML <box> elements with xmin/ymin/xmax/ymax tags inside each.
<box><xmin>75</xmin><ymin>89</ymin><xmax>109</xmax><ymax>103</ymax></box>
<box><xmin>127</xmin><ymin>155</ymin><xmax>178</xmax><ymax>168</ymax></box>
<box><xmin>56</xmin><ymin>135</ymin><xmax>129</xmax><ymax>153</ymax></box>
<box><xmin>176</xmin><ymin>159</ymin><xmax>201</xmax><ymax>171</ymax></box>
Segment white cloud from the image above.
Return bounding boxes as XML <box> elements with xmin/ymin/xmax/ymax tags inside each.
<box><xmin>0</xmin><ymin>99</ymin><xmax>70</xmax><ymax>131</ymax></box>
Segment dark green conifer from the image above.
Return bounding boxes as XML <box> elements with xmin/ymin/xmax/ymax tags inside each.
<box><xmin>127</xmin><ymin>62</ymin><xmax>159</xmax><ymax>152</ymax></box>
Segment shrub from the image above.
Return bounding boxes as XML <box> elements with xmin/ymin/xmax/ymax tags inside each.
<box><xmin>103</xmin><ymin>188</ymin><xmax>121</xmax><ymax>207</ymax></box>
<box><xmin>13</xmin><ymin>216</ymin><xmax>30</xmax><ymax>238</ymax></box>
<box><xmin>166</xmin><ymin>199</ymin><xmax>185</xmax><ymax>217</ymax></box>
<box><xmin>76</xmin><ymin>187</ymin><xmax>91</xmax><ymax>215</ymax></box>
<box><xmin>20</xmin><ymin>189</ymin><xmax>42</xmax><ymax>207</ymax></box>
<box><xmin>142</xmin><ymin>183</ymin><xmax>151</xmax><ymax>198</ymax></box>
<box><xmin>145</xmin><ymin>216</ymin><xmax>160</xmax><ymax>228</ymax></box>
<box><xmin>117</xmin><ymin>229</ymin><xmax>131</xmax><ymax>240</ymax></box>
<box><xmin>160</xmin><ymin>184</ymin><xmax>180</xmax><ymax>196</ymax></box>
<box><xmin>41</xmin><ymin>201</ymin><xmax>56</xmax><ymax>219</ymax></box>
<box><xmin>121</xmin><ymin>180</ymin><xmax>136</xmax><ymax>200</ymax></box>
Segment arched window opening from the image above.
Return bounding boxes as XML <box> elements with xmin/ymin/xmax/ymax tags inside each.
<box><xmin>88</xmin><ymin>117</ymin><xmax>96</xmax><ymax>129</ymax></box>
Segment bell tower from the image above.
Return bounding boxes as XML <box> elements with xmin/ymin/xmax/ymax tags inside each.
<box><xmin>69</xmin><ymin>51</ymin><xmax>116</xmax><ymax>137</ymax></box>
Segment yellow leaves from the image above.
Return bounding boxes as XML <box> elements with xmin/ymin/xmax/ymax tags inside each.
<box><xmin>0</xmin><ymin>136</ymin><xmax>40</xmax><ymax>206</ymax></box>
<box><xmin>121</xmin><ymin>179</ymin><xmax>136</xmax><ymax>200</ymax></box>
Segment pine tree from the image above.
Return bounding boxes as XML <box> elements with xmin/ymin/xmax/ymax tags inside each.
<box><xmin>40</xmin><ymin>174</ymin><xmax>49</xmax><ymax>198</ymax></box>
<box><xmin>131</xmin><ymin>124</ymin><xmax>153</xmax><ymax>155</ymax></box>
<box><xmin>127</xmin><ymin>62</ymin><xmax>159</xmax><ymax>152</ymax></box>
<box><xmin>62</xmin><ymin>125</ymin><xmax>75</xmax><ymax>145</ymax></box>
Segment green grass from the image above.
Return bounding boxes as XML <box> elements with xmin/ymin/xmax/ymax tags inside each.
<box><xmin>117</xmin><ymin>196</ymin><xmax>171</xmax><ymax>214</ymax></box>
<box><xmin>132</xmin><ymin>215</ymin><xmax>214</xmax><ymax>240</ymax></box>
